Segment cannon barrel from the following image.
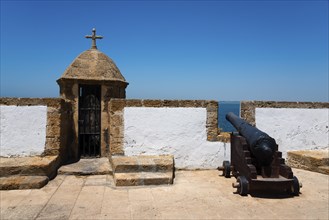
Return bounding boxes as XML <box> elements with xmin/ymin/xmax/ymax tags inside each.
<box><xmin>226</xmin><ymin>112</ymin><xmax>276</xmax><ymax>166</ymax></box>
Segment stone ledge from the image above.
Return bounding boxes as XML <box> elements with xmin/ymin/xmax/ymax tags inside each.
<box><xmin>58</xmin><ymin>158</ymin><xmax>113</xmax><ymax>175</ymax></box>
<box><xmin>114</xmin><ymin>172</ymin><xmax>173</xmax><ymax>186</ymax></box>
<box><xmin>0</xmin><ymin>175</ymin><xmax>49</xmax><ymax>190</ymax></box>
<box><xmin>112</xmin><ymin>155</ymin><xmax>174</xmax><ymax>173</ymax></box>
<box><xmin>0</xmin><ymin>156</ymin><xmax>60</xmax><ymax>178</ymax></box>
<box><xmin>287</xmin><ymin>149</ymin><xmax>329</xmax><ymax>175</ymax></box>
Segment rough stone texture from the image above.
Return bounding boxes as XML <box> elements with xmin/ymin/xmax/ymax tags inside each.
<box><xmin>241</xmin><ymin>101</ymin><xmax>329</xmax><ymax>126</ymax></box>
<box><xmin>115</xmin><ymin>172</ymin><xmax>173</xmax><ymax>186</ymax></box>
<box><xmin>0</xmin><ymin>176</ymin><xmax>49</xmax><ymax>190</ymax></box>
<box><xmin>287</xmin><ymin>149</ymin><xmax>329</xmax><ymax>175</ymax></box>
<box><xmin>109</xmin><ymin>99</ymin><xmax>220</xmax><ymax>156</ymax></box>
<box><xmin>112</xmin><ymin>155</ymin><xmax>174</xmax><ymax>173</ymax></box>
<box><xmin>58</xmin><ymin>158</ymin><xmax>113</xmax><ymax>175</ymax></box>
<box><xmin>0</xmin><ymin>156</ymin><xmax>60</xmax><ymax>178</ymax></box>
<box><xmin>59</xmin><ymin>49</ymin><xmax>127</xmax><ymax>83</ymax></box>
<box><xmin>111</xmin><ymin>155</ymin><xmax>174</xmax><ymax>186</ymax></box>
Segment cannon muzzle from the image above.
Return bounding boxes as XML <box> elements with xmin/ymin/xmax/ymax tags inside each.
<box><xmin>226</xmin><ymin>112</ymin><xmax>276</xmax><ymax>166</ymax></box>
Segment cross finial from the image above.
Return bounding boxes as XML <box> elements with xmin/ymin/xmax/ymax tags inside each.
<box><xmin>85</xmin><ymin>28</ymin><xmax>103</xmax><ymax>50</ymax></box>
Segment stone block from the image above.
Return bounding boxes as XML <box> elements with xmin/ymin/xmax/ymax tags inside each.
<box><xmin>125</xmin><ymin>99</ymin><xmax>143</xmax><ymax>107</ymax></box>
<box><xmin>109</xmin><ymin>99</ymin><xmax>126</xmax><ymax>112</ymax></box>
<box><xmin>163</xmin><ymin>100</ymin><xmax>180</xmax><ymax>107</ymax></box>
<box><xmin>46</xmin><ymin>125</ymin><xmax>61</xmax><ymax>137</ymax></box>
<box><xmin>109</xmin><ymin>126</ymin><xmax>123</xmax><ymax>138</ymax></box>
<box><xmin>112</xmin><ymin>155</ymin><xmax>174</xmax><ymax>173</ymax></box>
<box><xmin>110</xmin><ymin>114</ymin><xmax>123</xmax><ymax>126</ymax></box>
<box><xmin>0</xmin><ymin>175</ymin><xmax>49</xmax><ymax>190</ymax></box>
<box><xmin>287</xmin><ymin>149</ymin><xmax>329</xmax><ymax>175</ymax></box>
<box><xmin>43</xmin><ymin>149</ymin><xmax>60</xmax><ymax>156</ymax></box>
<box><xmin>47</xmin><ymin>115</ymin><xmax>61</xmax><ymax>126</ymax></box>
<box><xmin>142</xmin><ymin>100</ymin><xmax>163</xmax><ymax>107</ymax></box>
<box><xmin>0</xmin><ymin>156</ymin><xmax>60</xmax><ymax>178</ymax></box>
<box><xmin>110</xmin><ymin>143</ymin><xmax>124</xmax><ymax>155</ymax></box>
<box><xmin>58</xmin><ymin>158</ymin><xmax>112</xmax><ymax>175</ymax></box>
<box><xmin>178</xmin><ymin>100</ymin><xmax>197</xmax><ymax>107</ymax></box>
<box><xmin>114</xmin><ymin>172</ymin><xmax>173</xmax><ymax>186</ymax></box>
<box><xmin>45</xmin><ymin>137</ymin><xmax>61</xmax><ymax>148</ymax></box>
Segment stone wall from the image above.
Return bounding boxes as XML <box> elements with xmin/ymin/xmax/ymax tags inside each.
<box><xmin>108</xmin><ymin>99</ymin><xmax>228</xmax><ymax>169</ymax></box>
<box><xmin>241</xmin><ymin>101</ymin><xmax>329</xmax><ymax>125</ymax></box>
<box><xmin>241</xmin><ymin>101</ymin><xmax>329</xmax><ymax>157</ymax></box>
<box><xmin>0</xmin><ymin>98</ymin><xmax>71</xmax><ymax>158</ymax></box>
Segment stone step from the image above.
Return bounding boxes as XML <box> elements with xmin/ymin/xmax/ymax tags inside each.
<box><xmin>0</xmin><ymin>175</ymin><xmax>49</xmax><ymax>190</ymax></box>
<box><xmin>111</xmin><ymin>155</ymin><xmax>174</xmax><ymax>173</ymax></box>
<box><xmin>0</xmin><ymin>156</ymin><xmax>60</xmax><ymax>178</ymax></box>
<box><xmin>114</xmin><ymin>172</ymin><xmax>173</xmax><ymax>186</ymax></box>
<box><xmin>58</xmin><ymin>158</ymin><xmax>113</xmax><ymax>175</ymax></box>
<box><xmin>287</xmin><ymin>149</ymin><xmax>329</xmax><ymax>175</ymax></box>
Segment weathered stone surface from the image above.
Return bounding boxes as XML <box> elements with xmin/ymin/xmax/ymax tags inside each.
<box><xmin>125</xmin><ymin>99</ymin><xmax>143</xmax><ymax>107</ymax></box>
<box><xmin>112</xmin><ymin>155</ymin><xmax>174</xmax><ymax>173</ymax></box>
<box><xmin>142</xmin><ymin>100</ymin><xmax>163</xmax><ymax>107</ymax></box>
<box><xmin>112</xmin><ymin>155</ymin><xmax>174</xmax><ymax>186</ymax></box>
<box><xmin>115</xmin><ymin>172</ymin><xmax>173</xmax><ymax>186</ymax></box>
<box><xmin>110</xmin><ymin>142</ymin><xmax>124</xmax><ymax>155</ymax></box>
<box><xmin>58</xmin><ymin>158</ymin><xmax>113</xmax><ymax>175</ymax></box>
<box><xmin>163</xmin><ymin>100</ymin><xmax>180</xmax><ymax>107</ymax></box>
<box><xmin>110</xmin><ymin>114</ymin><xmax>123</xmax><ymax>125</ymax></box>
<box><xmin>0</xmin><ymin>98</ymin><xmax>62</xmax><ymax>107</ymax></box>
<box><xmin>287</xmin><ymin>149</ymin><xmax>329</xmax><ymax>175</ymax></box>
<box><xmin>0</xmin><ymin>156</ymin><xmax>60</xmax><ymax>178</ymax></box>
<box><xmin>0</xmin><ymin>175</ymin><xmax>49</xmax><ymax>190</ymax></box>
<box><xmin>59</xmin><ymin>49</ymin><xmax>128</xmax><ymax>83</ymax></box>
<box><xmin>109</xmin><ymin>99</ymin><xmax>126</xmax><ymax>112</ymax></box>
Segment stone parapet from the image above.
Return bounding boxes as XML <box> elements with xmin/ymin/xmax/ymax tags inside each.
<box><xmin>0</xmin><ymin>97</ymin><xmax>71</xmax><ymax>158</ymax></box>
<box><xmin>109</xmin><ymin>99</ymin><xmax>220</xmax><ymax>155</ymax></box>
<box><xmin>241</xmin><ymin>101</ymin><xmax>329</xmax><ymax>126</ymax></box>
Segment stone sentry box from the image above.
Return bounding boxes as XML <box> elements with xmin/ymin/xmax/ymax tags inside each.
<box><xmin>57</xmin><ymin>43</ymin><xmax>129</xmax><ymax>161</ymax></box>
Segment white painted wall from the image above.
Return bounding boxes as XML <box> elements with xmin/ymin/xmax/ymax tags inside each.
<box><xmin>0</xmin><ymin>105</ymin><xmax>47</xmax><ymax>157</ymax></box>
<box><xmin>256</xmin><ymin>108</ymin><xmax>329</xmax><ymax>157</ymax></box>
<box><xmin>123</xmin><ymin>107</ymin><xmax>229</xmax><ymax>169</ymax></box>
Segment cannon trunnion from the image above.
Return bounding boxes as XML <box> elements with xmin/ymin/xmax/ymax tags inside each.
<box><xmin>219</xmin><ymin>113</ymin><xmax>301</xmax><ymax>196</ymax></box>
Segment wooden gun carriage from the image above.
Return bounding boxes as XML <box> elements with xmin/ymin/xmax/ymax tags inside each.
<box><xmin>219</xmin><ymin>112</ymin><xmax>302</xmax><ymax>196</ymax></box>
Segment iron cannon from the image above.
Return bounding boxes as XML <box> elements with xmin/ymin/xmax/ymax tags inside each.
<box><xmin>225</xmin><ymin>112</ymin><xmax>276</xmax><ymax>166</ymax></box>
<box><xmin>218</xmin><ymin>112</ymin><xmax>301</xmax><ymax>196</ymax></box>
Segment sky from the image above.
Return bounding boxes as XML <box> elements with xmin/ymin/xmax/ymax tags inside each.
<box><xmin>1</xmin><ymin>0</ymin><xmax>328</xmax><ymax>102</ymax></box>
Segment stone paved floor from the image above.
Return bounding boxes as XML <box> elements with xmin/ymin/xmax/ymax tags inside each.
<box><xmin>1</xmin><ymin>169</ymin><xmax>328</xmax><ymax>220</ymax></box>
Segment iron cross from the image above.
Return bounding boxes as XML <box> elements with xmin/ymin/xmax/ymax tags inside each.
<box><xmin>85</xmin><ymin>28</ymin><xmax>103</xmax><ymax>49</ymax></box>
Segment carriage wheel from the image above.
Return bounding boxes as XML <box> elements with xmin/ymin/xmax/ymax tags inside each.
<box><xmin>222</xmin><ymin>161</ymin><xmax>231</xmax><ymax>178</ymax></box>
<box><xmin>236</xmin><ymin>176</ymin><xmax>249</xmax><ymax>196</ymax></box>
<box><xmin>291</xmin><ymin>176</ymin><xmax>300</xmax><ymax>196</ymax></box>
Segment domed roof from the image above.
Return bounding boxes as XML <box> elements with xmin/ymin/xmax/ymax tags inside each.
<box><xmin>59</xmin><ymin>49</ymin><xmax>127</xmax><ymax>83</ymax></box>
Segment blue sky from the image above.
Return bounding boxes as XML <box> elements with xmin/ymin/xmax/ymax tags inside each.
<box><xmin>1</xmin><ymin>0</ymin><xmax>328</xmax><ymax>102</ymax></box>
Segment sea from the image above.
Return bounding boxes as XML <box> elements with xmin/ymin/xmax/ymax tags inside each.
<box><xmin>218</xmin><ymin>101</ymin><xmax>240</xmax><ymax>132</ymax></box>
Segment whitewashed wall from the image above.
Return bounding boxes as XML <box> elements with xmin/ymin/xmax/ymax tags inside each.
<box><xmin>123</xmin><ymin>107</ymin><xmax>229</xmax><ymax>169</ymax></box>
<box><xmin>0</xmin><ymin>106</ymin><xmax>47</xmax><ymax>157</ymax></box>
<box><xmin>256</xmin><ymin>108</ymin><xmax>329</xmax><ymax>157</ymax></box>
